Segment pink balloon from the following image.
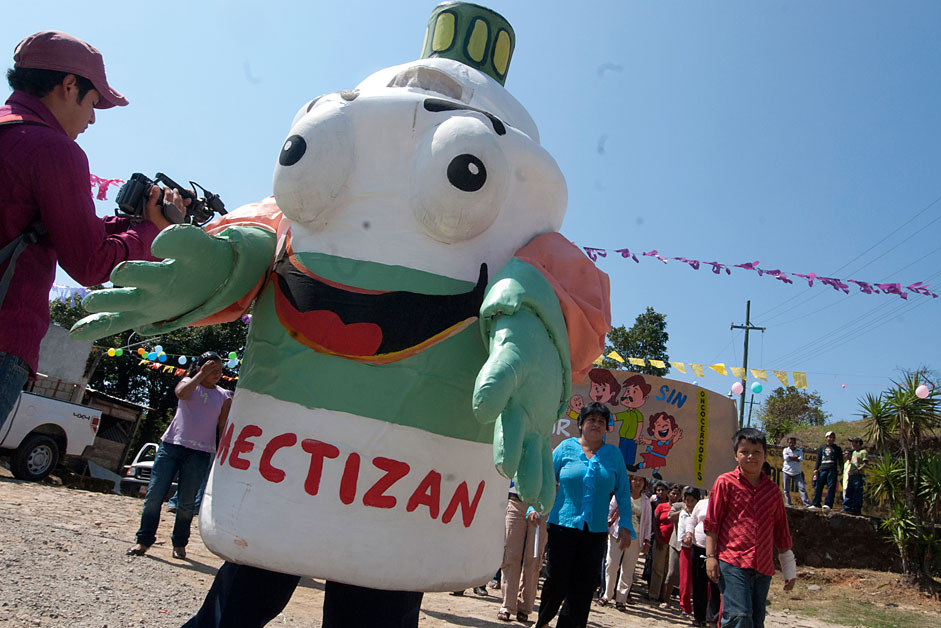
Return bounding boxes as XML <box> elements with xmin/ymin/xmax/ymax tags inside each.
<box><xmin>916</xmin><ymin>384</ymin><xmax>930</xmax><ymax>399</ymax></box>
<box><xmin>731</xmin><ymin>381</ymin><xmax>744</xmax><ymax>395</ymax></box>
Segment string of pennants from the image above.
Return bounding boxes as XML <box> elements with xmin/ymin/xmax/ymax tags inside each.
<box><xmin>135</xmin><ymin>357</ymin><xmax>238</xmax><ymax>381</ymax></box>
<box><xmin>86</xmin><ymin>174</ymin><xmax>934</xmax><ymax>301</ymax></box>
<box><xmin>578</xmin><ymin>246</ymin><xmax>937</xmax><ymax>300</ymax></box>
<box><xmin>596</xmin><ymin>351</ymin><xmax>807</xmax><ymax>389</ymax></box>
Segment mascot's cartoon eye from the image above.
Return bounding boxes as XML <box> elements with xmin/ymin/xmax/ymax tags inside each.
<box><xmin>280</xmin><ymin>135</ymin><xmax>307</xmax><ymax>166</ymax></box>
<box><xmin>447</xmin><ymin>154</ymin><xmax>487</xmax><ymax>192</ymax></box>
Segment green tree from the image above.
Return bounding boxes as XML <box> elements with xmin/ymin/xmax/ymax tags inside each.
<box><xmin>49</xmin><ymin>296</ymin><xmax>247</xmax><ymax>454</ymax></box>
<box><xmin>600</xmin><ymin>307</ymin><xmax>669</xmax><ymax>376</ymax></box>
<box><xmin>757</xmin><ymin>386</ymin><xmax>829</xmax><ymax>443</ymax></box>
<box><xmin>859</xmin><ymin>371</ymin><xmax>941</xmax><ymax>588</ymax></box>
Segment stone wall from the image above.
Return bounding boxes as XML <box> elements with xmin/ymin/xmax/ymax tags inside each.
<box><xmin>786</xmin><ymin>506</ymin><xmax>902</xmax><ymax>572</ymax></box>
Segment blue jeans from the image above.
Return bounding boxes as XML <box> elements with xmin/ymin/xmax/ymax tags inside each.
<box><xmin>0</xmin><ymin>351</ymin><xmax>30</xmax><ymax>431</ymax></box>
<box><xmin>812</xmin><ymin>467</ymin><xmax>837</xmax><ymax>508</ymax></box>
<box><xmin>168</xmin><ymin>458</ymin><xmax>211</xmax><ymax>513</ymax></box>
<box><xmin>783</xmin><ymin>472</ymin><xmax>810</xmax><ymax>507</ymax></box>
<box><xmin>844</xmin><ymin>474</ymin><xmax>864</xmax><ymax>514</ymax></box>
<box><xmin>718</xmin><ymin>560</ymin><xmax>772</xmax><ymax>628</ymax></box>
<box><xmin>135</xmin><ymin>441</ymin><xmax>212</xmax><ymax>548</ymax></box>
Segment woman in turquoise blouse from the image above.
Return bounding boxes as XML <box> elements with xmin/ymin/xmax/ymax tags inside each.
<box><xmin>535</xmin><ymin>401</ymin><xmax>635</xmax><ymax>628</ymax></box>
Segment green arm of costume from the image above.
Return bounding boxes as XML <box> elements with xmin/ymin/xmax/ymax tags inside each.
<box><xmin>70</xmin><ymin>225</ymin><xmax>276</xmax><ymax>341</ymax></box>
<box><xmin>473</xmin><ymin>257</ymin><xmax>571</xmax><ymax>514</ymax></box>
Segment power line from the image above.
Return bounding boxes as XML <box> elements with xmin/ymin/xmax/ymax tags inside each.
<box><xmin>754</xmin><ymin>192</ymin><xmax>941</xmax><ymax>321</ymax></box>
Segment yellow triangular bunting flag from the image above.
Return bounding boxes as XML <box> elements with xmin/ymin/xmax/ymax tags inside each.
<box><xmin>690</xmin><ymin>363</ymin><xmax>704</xmax><ymax>377</ymax></box>
<box><xmin>607</xmin><ymin>351</ymin><xmax>625</xmax><ymax>363</ymax></box>
<box><xmin>773</xmin><ymin>370</ymin><xmax>789</xmax><ymax>387</ymax></box>
<box><xmin>592</xmin><ymin>354</ymin><xmax>604</xmax><ymax>366</ymax></box>
<box><xmin>793</xmin><ymin>372</ymin><xmax>807</xmax><ymax>389</ymax></box>
<box><xmin>730</xmin><ymin>367</ymin><xmax>746</xmax><ymax>379</ymax></box>
<box><xmin>648</xmin><ymin>359</ymin><xmax>666</xmax><ymax>369</ymax></box>
<box><xmin>750</xmin><ymin>368</ymin><xmax>767</xmax><ymax>381</ymax></box>
<box><xmin>628</xmin><ymin>357</ymin><xmax>646</xmax><ymax>367</ymax></box>
<box><xmin>709</xmin><ymin>363</ymin><xmax>728</xmax><ymax>376</ymax></box>
<box><xmin>670</xmin><ymin>362</ymin><xmax>686</xmax><ymax>374</ymax></box>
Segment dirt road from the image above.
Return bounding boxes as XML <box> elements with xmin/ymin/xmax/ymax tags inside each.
<box><xmin>0</xmin><ymin>467</ymin><xmax>891</xmax><ymax>627</ymax></box>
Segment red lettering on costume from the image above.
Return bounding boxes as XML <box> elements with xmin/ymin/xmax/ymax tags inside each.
<box><xmin>216</xmin><ymin>422</ymin><xmax>235</xmax><ymax>465</ymax></box>
<box><xmin>442</xmin><ymin>480</ymin><xmax>486</xmax><ymax>527</ymax></box>
<box><xmin>406</xmin><ymin>470</ymin><xmax>441</xmax><ymax>519</ymax></box>
<box><xmin>301</xmin><ymin>439</ymin><xmax>340</xmax><ymax>496</ymax></box>
<box><xmin>259</xmin><ymin>433</ymin><xmax>297</xmax><ymax>483</ymax></box>
<box><xmin>229</xmin><ymin>425</ymin><xmax>263</xmax><ymax>470</ymax></box>
<box><xmin>339</xmin><ymin>453</ymin><xmax>361</xmax><ymax>505</ymax></box>
<box><xmin>362</xmin><ymin>457</ymin><xmax>410</xmax><ymax>509</ymax></box>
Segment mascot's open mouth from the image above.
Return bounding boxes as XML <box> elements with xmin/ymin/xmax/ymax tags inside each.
<box><xmin>272</xmin><ymin>252</ymin><xmax>487</xmax><ymax>364</ymax></box>
<box><xmin>658</xmin><ymin>429</ymin><xmax>670</xmax><ymax>439</ymax></box>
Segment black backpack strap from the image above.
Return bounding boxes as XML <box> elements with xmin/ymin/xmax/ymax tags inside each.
<box><xmin>0</xmin><ymin>223</ymin><xmax>46</xmax><ymax>308</ymax></box>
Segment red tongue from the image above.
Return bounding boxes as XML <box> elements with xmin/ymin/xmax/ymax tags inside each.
<box><xmin>296</xmin><ymin>310</ymin><xmax>383</xmax><ymax>356</ymax></box>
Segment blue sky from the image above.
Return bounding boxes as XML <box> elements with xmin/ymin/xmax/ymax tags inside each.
<box><xmin>5</xmin><ymin>0</ymin><xmax>939</xmax><ymax>427</ymax></box>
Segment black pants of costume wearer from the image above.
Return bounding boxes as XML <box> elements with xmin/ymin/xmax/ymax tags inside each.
<box><xmin>691</xmin><ymin>546</ymin><xmax>720</xmax><ymax>624</ymax></box>
<box><xmin>182</xmin><ymin>562</ymin><xmax>424</xmax><ymax>628</ymax></box>
<box><xmin>536</xmin><ymin>523</ymin><xmax>607</xmax><ymax>628</ymax></box>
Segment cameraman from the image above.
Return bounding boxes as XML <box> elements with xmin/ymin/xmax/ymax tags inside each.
<box><xmin>0</xmin><ymin>30</ymin><xmax>179</xmax><ymax>428</ymax></box>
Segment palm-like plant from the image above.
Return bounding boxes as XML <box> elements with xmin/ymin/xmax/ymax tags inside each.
<box><xmin>858</xmin><ymin>372</ymin><xmax>941</xmax><ymax>587</ymax></box>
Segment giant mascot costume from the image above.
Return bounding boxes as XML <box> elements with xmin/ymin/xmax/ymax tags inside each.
<box><xmin>72</xmin><ymin>3</ymin><xmax>611</xmax><ymax>626</ymax></box>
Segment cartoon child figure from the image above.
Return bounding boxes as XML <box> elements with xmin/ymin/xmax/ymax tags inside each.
<box><xmin>632</xmin><ymin>411</ymin><xmax>683</xmax><ymax>480</ymax></box>
<box><xmin>611</xmin><ymin>374</ymin><xmax>651</xmax><ymax>467</ymax></box>
<box><xmin>567</xmin><ymin>368</ymin><xmax>621</xmax><ymax>418</ymax></box>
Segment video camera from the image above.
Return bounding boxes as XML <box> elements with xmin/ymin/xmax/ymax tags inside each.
<box><xmin>114</xmin><ymin>172</ymin><xmax>227</xmax><ymax>227</ymax></box>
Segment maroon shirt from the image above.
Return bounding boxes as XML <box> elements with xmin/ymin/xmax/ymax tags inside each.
<box><xmin>0</xmin><ymin>91</ymin><xmax>159</xmax><ymax>372</ymax></box>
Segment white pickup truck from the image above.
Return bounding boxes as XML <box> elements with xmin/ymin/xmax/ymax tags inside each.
<box><xmin>0</xmin><ymin>391</ymin><xmax>101</xmax><ymax>481</ymax></box>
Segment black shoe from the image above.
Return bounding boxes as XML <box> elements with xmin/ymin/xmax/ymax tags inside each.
<box><xmin>473</xmin><ymin>586</ymin><xmax>488</xmax><ymax>596</ymax></box>
<box><xmin>625</xmin><ymin>463</ymin><xmax>640</xmax><ymax>472</ymax></box>
<box><xmin>652</xmin><ymin>470</ymin><xmax>663</xmax><ymax>480</ymax></box>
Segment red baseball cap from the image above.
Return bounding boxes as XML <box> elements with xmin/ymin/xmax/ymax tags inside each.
<box><xmin>13</xmin><ymin>30</ymin><xmax>128</xmax><ymax>109</ymax></box>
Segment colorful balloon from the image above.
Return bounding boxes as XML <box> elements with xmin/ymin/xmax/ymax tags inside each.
<box><xmin>107</xmin><ymin>348</ymin><xmax>116</xmax><ymax>357</ymax></box>
<box><xmin>147</xmin><ymin>351</ymin><xmax>157</xmax><ymax>360</ymax></box>
<box><xmin>227</xmin><ymin>358</ymin><xmax>239</xmax><ymax>369</ymax></box>
<box><xmin>138</xmin><ymin>347</ymin><xmax>146</xmax><ymax>356</ymax></box>
<box><xmin>750</xmin><ymin>382</ymin><xmax>762</xmax><ymax>394</ymax></box>
<box><xmin>691</xmin><ymin>381</ymin><xmax>699</xmax><ymax>386</ymax></box>
<box><xmin>154</xmin><ymin>345</ymin><xmax>163</xmax><ymax>353</ymax></box>
<box><xmin>731</xmin><ymin>381</ymin><xmax>744</xmax><ymax>395</ymax></box>
<box><xmin>158</xmin><ymin>353</ymin><xmax>167</xmax><ymax>363</ymax></box>
<box><xmin>178</xmin><ymin>356</ymin><xmax>188</xmax><ymax>365</ymax></box>
<box><xmin>228</xmin><ymin>351</ymin><xmax>238</xmax><ymax>360</ymax></box>
<box><xmin>916</xmin><ymin>384</ymin><xmax>930</xmax><ymax>399</ymax></box>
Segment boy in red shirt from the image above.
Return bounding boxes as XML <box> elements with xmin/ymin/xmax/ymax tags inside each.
<box><xmin>704</xmin><ymin>428</ymin><xmax>796</xmax><ymax>628</ymax></box>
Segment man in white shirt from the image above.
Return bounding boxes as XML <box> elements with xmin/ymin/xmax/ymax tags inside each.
<box><xmin>782</xmin><ymin>437</ymin><xmax>811</xmax><ymax>507</ymax></box>
<box><xmin>687</xmin><ymin>496</ymin><xmax>719</xmax><ymax>627</ymax></box>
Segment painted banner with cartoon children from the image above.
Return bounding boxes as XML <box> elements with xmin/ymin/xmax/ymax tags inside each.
<box><xmin>551</xmin><ymin>369</ymin><xmax>738</xmax><ymax>489</ymax></box>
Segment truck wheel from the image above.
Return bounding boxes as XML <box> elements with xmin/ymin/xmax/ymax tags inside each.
<box><xmin>11</xmin><ymin>434</ymin><xmax>60</xmax><ymax>481</ymax></box>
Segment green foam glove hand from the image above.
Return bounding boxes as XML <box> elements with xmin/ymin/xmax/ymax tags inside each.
<box><xmin>473</xmin><ymin>258</ymin><xmax>572</xmax><ymax>514</ymax></box>
<box><xmin>70</xmin><ymin>225</ymin><xmax>276</xmax><ymax>341</ymax></box>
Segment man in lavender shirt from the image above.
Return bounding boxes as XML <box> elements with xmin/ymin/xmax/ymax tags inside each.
<box><xmin>0</xmin><ymin>31</ymin><xmax>177</xmax><ymax>427</ymax></box>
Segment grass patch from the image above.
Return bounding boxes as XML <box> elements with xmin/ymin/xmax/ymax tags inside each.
<box><xmin>817</xmin><ymin>598</ymin><xmax>926</xmax><ymax>628</ymax></box>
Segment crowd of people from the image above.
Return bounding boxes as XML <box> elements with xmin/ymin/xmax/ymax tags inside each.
<box><xmin>487</xmin><ymin>402</ymin><xmax>799</xmax><ymax>628</ymax></box>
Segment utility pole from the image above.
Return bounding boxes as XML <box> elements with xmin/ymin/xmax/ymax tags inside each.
<box><xmin>731</xmin><ymin>300</ymin><xmax>765</xmax><ymax>429</ymax></box>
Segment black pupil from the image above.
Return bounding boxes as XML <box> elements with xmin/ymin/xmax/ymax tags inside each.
<box><xmin>447</xmin><ymin>154</ymin><xmax>486</xmax><ymax>192</ymax></box>
<box><xmin>279</xmin><ymin>135</ymin><xmax>307</xmax><ymax>166</ymax></box>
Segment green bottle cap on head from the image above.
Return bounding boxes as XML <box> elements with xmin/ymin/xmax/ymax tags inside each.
<box><xmin>420</xmin><ymin>2</ymin><xmax>515</xmax><ymax>86</ymax></box>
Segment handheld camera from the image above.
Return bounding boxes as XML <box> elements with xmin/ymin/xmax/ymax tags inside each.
<box><xmin>114</xmin><ymin>172</ymin><xmax>227</xmax><ymax>227</ymax></box>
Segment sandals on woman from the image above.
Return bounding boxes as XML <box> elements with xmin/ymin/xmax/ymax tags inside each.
<box><xmin>497</xmin><ymin>610</ymin><xmax>512</xmax><ymax>621</ymax></box>
<box><xmin>596</xmin><ymin>597</ymin><xmax>610</xmax><ymax>607</ymax></box>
